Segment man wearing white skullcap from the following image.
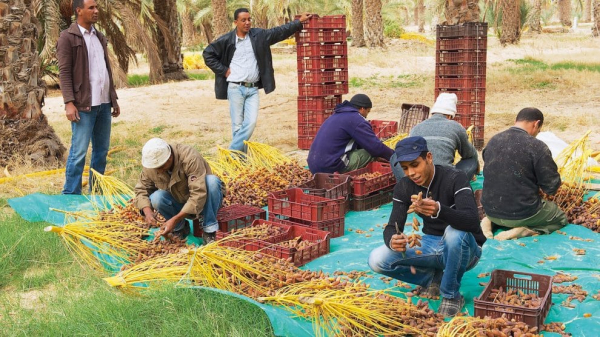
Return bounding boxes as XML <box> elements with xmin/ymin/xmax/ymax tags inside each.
<box><xmin>391</xmin><ymin>93</ymin><xmax>479</xmax><ymax>181</ymax></box>
<box><xmin>134</xmin><ymin>138</ymin><xmax>224</xmax><ymax>244</ymax></box>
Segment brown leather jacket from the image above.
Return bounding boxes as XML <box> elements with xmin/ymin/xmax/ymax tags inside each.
<box><xmin>57</xmin><ymin>23</ymin><xmax>118</xmax><ymax>112</ymax></box>
<box><xmin>134</xmin><ymin>144</ymin><xmax>224</xmax><ymax>217</ymax></box>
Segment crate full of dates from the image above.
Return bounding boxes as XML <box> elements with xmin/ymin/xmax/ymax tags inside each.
<box><xmin>474</xmin><ymin>269</ymin><xmax>553</xmax><ymax>330</ymax></box>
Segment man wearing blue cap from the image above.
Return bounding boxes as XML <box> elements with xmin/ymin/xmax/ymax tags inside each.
<box><xmin>368</xmin><ymin>136</ymin><xmax>486</xmax><ymax>317</ymax></box>
<box><xmin>307</xmin><ymin>94</ymin><xmax>394</xmax><ymax>174</ymax></box>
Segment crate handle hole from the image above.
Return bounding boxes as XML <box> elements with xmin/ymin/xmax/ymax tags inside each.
<box><xmin>513</xmin><ymin>274</ymin><xmax>533</xmax><ymax>280</ymax></box>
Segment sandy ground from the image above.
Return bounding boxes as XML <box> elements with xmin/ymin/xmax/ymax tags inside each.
<box><xmin>42</xmin><ymin>29</ymin><xmax>600</xmax><ymax>161</ymax></box>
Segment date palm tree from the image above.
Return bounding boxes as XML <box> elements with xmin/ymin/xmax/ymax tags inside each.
<box><xmin>364</xmin><ymin>0</ymin><xmax>385</xmax><ymax>47</ymax></box>
<box><xmin>557</xmin><ymin>0</ymin><xmax>572</xmax><ymax>27</ymax></box>
<box><xmin>351</xmin><ymin>0</ymin><xmax>366</xmax><ymax>46</ymax></box>
<box><xmin>593</xmin><ymin>0</ymin><xmax>600</xmax><ymax>36</ymax></box>
<box><xmin>0</xmin><ymin>0</ymin><xmax>65</xmax><ymax>166</ymax></box>
<box><xmin>154</xmin><ymin>0</ymin><xmax>187</xmax><ymax>80</ymax></box>
<box><xmin>211</xmin><ymin>0</ymin><xmax>230</xmax><ymax>39</ymax></box>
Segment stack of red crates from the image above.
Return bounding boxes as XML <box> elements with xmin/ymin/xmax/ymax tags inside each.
<box><xmin>296</xmin><ymin>15</ymin><xmax>349</xmax><ymax>149</ymax></box>
<box><xmin>434</xmin><ymin>22</ymin><xmax>488</xmax><ymax>149</ymax></box>
<box><xmin>345</xmin><ymin>162</ymin><xmax>397</xmax><ymax>211</ymax></box>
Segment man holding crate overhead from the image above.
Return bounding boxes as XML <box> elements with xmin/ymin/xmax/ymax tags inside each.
<box><xmin>307</xmin><ymin>94</ymin><xmax>394</xmax><ymax>174</ymax></box>
<box><xmin>369</xmin><ymin>136</ymin><xmax>486</xmax><ymax>318</ymax></box>
<box><xmin>203</xmin><ymin>8</ymin><xmax>312</xmax><ymax>153</ymax></box>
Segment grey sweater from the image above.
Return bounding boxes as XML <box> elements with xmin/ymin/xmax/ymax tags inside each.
<box><xmin>410</xmin><ymin>114</ymin><xmax>478</xmax><ymax>166</ymax></box>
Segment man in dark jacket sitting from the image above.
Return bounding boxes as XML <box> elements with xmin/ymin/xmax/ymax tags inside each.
<box><xmin>481</xmin><ymin>107</ymin><xmax>567</xmax><ymax>240</ymax></box>
<box><xmin>203</xmin><ymin>8</ymin><xmax>311</xmax><ymax>153</ymax></box>
<box><xmin>307</xmin><ymin>94</ymin><xmax>395</xmax><ymax>174</ymax></box>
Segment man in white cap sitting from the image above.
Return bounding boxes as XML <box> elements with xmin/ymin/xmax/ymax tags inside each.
<box><xmin>391</xmin><ymin>93</ymin><xmax>479</xmax><ymax>181</ymax></box>
<box><xmin>134</xmin><ymin>138</ymin><xmax>224</xmax><ymax>244</ymax></box>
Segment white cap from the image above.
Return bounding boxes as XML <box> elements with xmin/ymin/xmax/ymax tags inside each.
<box><xmin>431</xmin><ymin>93</ymin><xmax>458</xmax><ymax>118</ymax></box>
<box><xmin>141</xmin><ymin>138</ymin><xmax>171</xmax><ymax>169</ymax></box>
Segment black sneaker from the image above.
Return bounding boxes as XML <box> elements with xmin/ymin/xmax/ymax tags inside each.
<box><xmin>438</xmin><ymin>295</ymin><xmax>465</xmax><ymax>317</ymax></box>
<box><xmin>202</xmin><ymin>231</ymin><xmax>216</xmax><ymax>245</ymax></box>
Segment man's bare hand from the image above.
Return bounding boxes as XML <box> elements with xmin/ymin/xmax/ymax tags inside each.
<box><xmin>225</xmin><ymin>68</ymin><xmax>231</xmax><ymax>78</ymax></box>
<box><xmin>65</xmin><ymin>102</ymin><xmax>79</xmax><ymax>122</ymax></box>
<box><xmin>298</xmin><ymin>13</ymin><xmax>313</xmax><ymax>23</ymax></box>
<box><xmin>158</xmin><ymin>217</ymin><xmax>178</xmax><ymax>237</ymax></box>
<box><xmin>411</xmin><ymin>198</ymin><xmax>440</xmax><ymax>217</ymax></box>
<box><xmin>142</xmin><ymin>207</ymin><xmax>157</xmax><ymax>227</ymax></box>
<box><xmin>390</xmin><ymin>233</ymin><xmax>408</xmax><ymax>252</ymax></box>
<box><xmin>112</xmin><ymin>105</ymin><xmax>120</xmax><ymax>118</ymax></box>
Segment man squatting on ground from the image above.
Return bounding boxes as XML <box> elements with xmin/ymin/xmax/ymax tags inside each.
<box><xmin>203</xmin><ymin>9</ymin><xmax>312</xmax><ymax>153</ymax></box>
<box><xmin>391</xmin><ymin>93</ymin><xmax>479</xmax><ymax>181</ymax></box>
<box><xmin>307</xmin><ymin>94</ymin><xmax>394</xmax><ymax>174</ymax></box>
<box><xmin>58</xmin><ymin>0</ymin><xmax>120</xmax><ymax>194</ymax></box>
<box><xmin>480</xmin><ymin>108</ymin><xmax>567</xmax><ymax>240</ymax></box>
<box><xmin>368</xmin><ymin>136</ymin><xmax>486</xmax><ymax>317</ymax></box>
<box><xmin>134</xmin><ymin>138</ymin><xmax>224</xmax><ymax>244</ymax></box>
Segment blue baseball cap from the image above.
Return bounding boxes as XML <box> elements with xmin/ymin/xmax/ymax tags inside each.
<box><xmin>393</xmin><ymin>136</ymin><xmax>429</xmax><ymax>165</ymax></box>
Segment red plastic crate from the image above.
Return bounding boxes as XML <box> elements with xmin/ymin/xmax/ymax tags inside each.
<box><xmin>346</xmin><ymin>162</ymin><xmax>396</xmax><ymax>197</ymax></box>
<box><xmin>298</xmin><ymin>110</ymin><xmax>333</xmax><ymax>124</ymax></box>
<box><xmin>435</xmin><ymin>76</ymin><xmax>486</xmax><ymax>89</ymax></box>
<box><xmin>297</xmin><ymin>43</ymin><xmax>348</xmax><ymax>58</ymax></box>
<box><xmin>298</xmin><ymin>122</ymin><xmax>321</xmax><ymax>137</ymax></box>
<box><xmin>216</xmin><ymin>204</ymin><xmax>267</xmax><ymax>233</ymax></box>
<box><xmin>298</xmin><ymin>135</ymin><xmax>315</xmax><ymax>150</ymax></box>
<box><xmin>268</xmin><ymin>188</ymin><xmax>345</xmax><ymax>221</ymax></box>
<box><xmin>296</xmin><ymin>15</ymin><xmax>346</xmax><ymax>29</ymax></box>
<box><xmin>474</xmin><ymin>269</ymin><xmax>552</xmax><ymax>330</ymax></box>
<box><xmin>400</xmin><ymin>104</ymin><xmax>430</xmax><ymax>134</ymax></box>
<box><xmin>436</xmin><ymin>37</ymin><xmax>487</xmax><ymax>51</ymax></box>
<box><xmin>435</xmin><ymin>88</ymin><xmax>486</xmax><ymax>102</ymax></box>
<box><xmin>298</xmin><ymin>173</ymin><xmax>351</xmax><ymax>200</ymax></box>
<box><xmin>261</xmin><ymin>225</ymin><xmax>330</xmax><ymax>266</ymax></box>
<box><xmin>273</xmin><ymin>216</ymin><xmax>345</xmax><ymax>238</ymax></box>
<box><xmin>297</xmin><ymin>56</ymin><xmax>348</xmax><ymax>70</ymax></box>
<box><xmin>216</xmin><ymin>220</ymin><xmax>292</xmax><ymax>247</ymax></box>
<box><xmin>436</xmin><ymin>50</ymin><xmax>487</xmax><ymax>64</ymax></box>
<box><xmin>350</xmin><ymin>186</ymin><xmax>394</xmax><ymax>211</ymax></box>
<box><xmin>298</xmin><ymin>69</ymin><xmax>349</xmax><ymax>84</ymax></box>
<box><xmin>370</xmin><ymin>120</ymin><xmax>399</xmax><ymax>139</ymax></box>
<box><xmin>298</xmin><ymin>95</ymin><xmax>342</xmax><ymax>111</ymax></box>
<box><xmin>298</xmin><ymin>82</ymin><xmax>348</xmax><ymax>96</ymax></box>
<box><xmin>436</xmin><ymin>22</ymin><xmax>488</xmax><ymax>39</ymax></box>
<box><xmin>456</xmin><ymin>102</ymin><xmax>485</xmax><ymax>116</ymax></box>
<box><xmin>296</xmin><ymin>29</ymin><xmax>347</xmax><ymax>43</ymax></box>
<box><xmin>436</xmin><ymin>63</ymin><xmax>487</xmax><ymax>77</ymax></box>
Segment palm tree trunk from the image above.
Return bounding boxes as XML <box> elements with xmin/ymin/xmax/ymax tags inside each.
<box><xmin>154</xmin><ymin>0</ymin><xmax>187</xmax><ymax>81</ymax></box>
<box><xmin>351</xmin><ymin>0</ymin><xmax>366</xmax><ymax>47</ymax></box>
<box><xmin>181</xmin><ymin>9</ymin><xmax>200</xmax><ymax>47</ymax></box>
<box><xmin>0</xmin><ymin>0</ymin><xmax>65</xmax><ymax>166</ymax></box>
<box><xmin>201</xmin><ymin>20</ymin><xmax>214</xmax><ymax>44</ymax></box>
<box><xmin>417</xmin><ymin>0</ymin><xmax>425</xmax><ymax>33</ymax></box>
<box><xmin>413</xmin><ymin>2</ymin><xmax>419</xmax><ymax>26</ymax></box>
<box><xmin>558</xmin><ymin>0</ymin><xmax>572</xmax><ymax>27</ymax></box>
<box><xmin>531</xmin><ymin>0</ymin><xmax>542</xmax><ymax>33</ymax></box>
<box><xmin>211</xmin><ymin>0</ymin><xmax>230</xmax><ymax>39</ymax></box>
<box><xmin>364</xmin><ymin>0</ymin><xmax>385</xmax><ymax>48</ymax></box>
<box><xmin>583</xmin><ymin>0</ymin><xmax>592</xmax><ymax>22</ymax></box>
<box><xmin>593</xmin><ymin>0</ymin><xmax>600</xmax><ymax>37</ymax></box>
<box><xmin>499</xmin><ymin>0</ymin><xmax>521</xmax><ymax>45</ymax></box>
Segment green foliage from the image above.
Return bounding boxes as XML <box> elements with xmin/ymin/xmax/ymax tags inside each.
<box><xmin>150</xmin><ymin>125</ymin><xmax>167</xmax><ymax>134</ymax></box>
<box><xmin>383</xmin><ymin>19</ymin><xmax>405</xmax><ymax>38</ymax></box>
<box><xmin>127</xmin><ymin>74</ymin><xmax>151</xmax><ymax>87</ymax></box>
<box><xmin>187</xmin><ymin>72</ymin><xmax>214</xmax><ymax>80</ymax></box>
<box><xmin>349</xmin><ymin>74</ymin><xmax>426</xmax><ymax>89</ymax></box>
<box><xmin>508</xmin><ymin>58</ymin><xmax>600</xmax><ymax>73</ymax></box>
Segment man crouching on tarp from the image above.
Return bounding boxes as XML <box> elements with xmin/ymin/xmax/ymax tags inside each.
<box><xmin>368</xmin><ymin>136</ymin><xmax>487</xmax><ymax>317</ymax></box>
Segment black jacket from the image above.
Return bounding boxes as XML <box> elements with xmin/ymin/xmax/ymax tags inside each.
<box><xmin>384</xmin><ymin>165</ymin><xmax>486</xmax><ymax>247</ymax></box>
<box><xmin>203</xmin><ymin>21</ymin><xmax>303</xmax><ymax>100</ymax></box>
<box><xmin>481</xmin><ymin>127</ymin><xmax>561</xmax><ymax>220</ymax></box>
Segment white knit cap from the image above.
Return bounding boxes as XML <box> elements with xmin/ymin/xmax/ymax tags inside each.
<box><xmin>431</xmin><ymin>93</ymin><xmax>458</xmax><ymax>118</ymax></box>
<box><xmin>141</xmin><ymin>138</ymin><xmax>171</xmax><ymax>169</ymax></box>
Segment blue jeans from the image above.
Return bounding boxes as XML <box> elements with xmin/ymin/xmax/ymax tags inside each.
<box><xmin>368</xmin><ymin>226</ymin><xmax>482</xmax><ymax>299</ymax></box>
<box><xmin>391</xmin><ymin>154</ymin><xmax>479</xmax><ymax>181</ymax></box>
<box><xmin>227</xmin><ymin>83</ymin><xmax>259</xmax><ymax>153</ymax></box>
<box><xmin>62</xmin><ymin>103</ymin><xmax>112</xmax><ymax>194</ymax></box>
<box><xmin>148</xmin><ymin>175</ymin><xmax>223</xmax><ymax>233</ymax></box>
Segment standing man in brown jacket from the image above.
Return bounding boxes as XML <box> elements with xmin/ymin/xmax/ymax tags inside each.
<box><xmin>134</xmin><ymin>138</ymin><xmax>224</xmax><ymax>244</ymax></box>
<box><xmin>57</xmin><ymin>0</ymin><xmax>120</xmax><ymax>194</ymax></box>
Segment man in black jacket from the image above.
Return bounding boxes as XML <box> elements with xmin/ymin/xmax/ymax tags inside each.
<box><xmin>481</xmin><ymin>108</ymin><xmax>567</xmax><ymax>240</ymax></box>
<box><xmin>203</xmin><ymin>8</ymin><xmax>311</xmax><ymax>152</ymax></box>
<box><xmin>368</xmin><ymin>136</ymin><xmax>485</xmax><ymax>318</ymax></box>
